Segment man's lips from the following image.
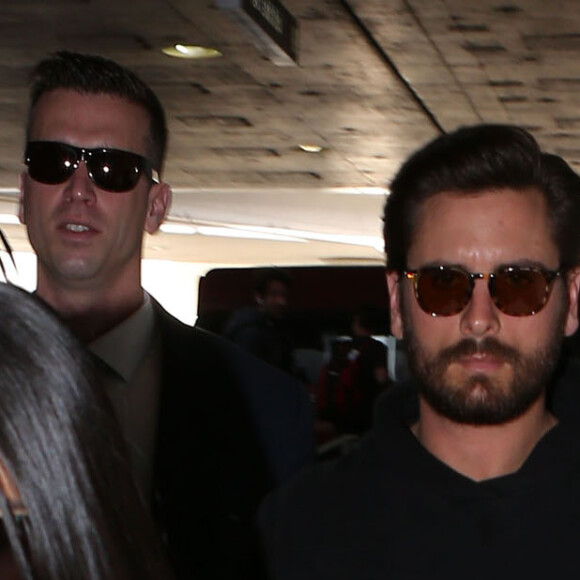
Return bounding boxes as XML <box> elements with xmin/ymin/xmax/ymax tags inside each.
<box><xmin>454</xmin><ymin>353</ymin><xmax>507</xmax><ymax>373</ymax></box>
<box><xmin>57</xmin><ymin>221</ymin><xmax>100</xmax><ymax>235</ymax></box>
<box><xmin>64</xmin><ymin>223</ymin><xmax>91</xmax><ymax>233</ymax></box>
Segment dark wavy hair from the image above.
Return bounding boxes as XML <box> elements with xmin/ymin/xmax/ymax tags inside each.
<box><xmin>254</xmin><ymin>268</ymin><xmax>292</xmax><ymax>297</ymax></box>
<box><xmin>383</xmin><ymin>124</ymin><xmax>580</xmax><ymax>272</ymax></box>
<box><xmin>0</xmin><ymin>283</ymin><xmax>172</xmax><ymax>580</ymax></box>
<box><xmin>26</xmin><ymin>51</ymin><xmax>167</xmax><ymax>173</ymax></box>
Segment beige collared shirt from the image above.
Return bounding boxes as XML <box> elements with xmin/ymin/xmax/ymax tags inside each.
<box><xmin>89</xmin><ymin>291</ymin><xmax>162</xmax><ymax>504</ymax></box>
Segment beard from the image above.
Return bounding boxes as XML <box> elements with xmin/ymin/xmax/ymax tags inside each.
<box><xmin>403</xmin><ymin>315</ymin><xmax>566</xmax><ymax>426</ymax></box>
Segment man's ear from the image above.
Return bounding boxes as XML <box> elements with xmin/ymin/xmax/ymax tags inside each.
<box><xmin>145</xmin><ymin>182</ymin><xmax>171</xmax><ymax>234</ymax></box>
<box><xmin>386</xmin><ymin>270</ymin><xmax>404</xmax><ymax>340</ymax></box>
<box><xmin>18</xmin><ymin>172</ymin><xmax>26</xmax><ymax>225</ymax></box>
<box><xmin>564</xmin><ymin>266</ymin><xmax>580</xmax><ymax>337</ymax></box>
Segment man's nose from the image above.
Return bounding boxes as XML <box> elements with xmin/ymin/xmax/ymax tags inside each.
<box><xmin>459</xmin><ymin>279</ymin><xmax>500</xmax><ymax>337</ymax></box>
<box><xmin>63</xmin><ymin>162</ymin><xmax>96</xmax><ymax>204</ymax></box>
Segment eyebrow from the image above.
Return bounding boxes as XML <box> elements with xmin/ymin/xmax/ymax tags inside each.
<box><xmin>411</xmin><ymin>259</ymin><xmax>557</xmax><ymax>272</ymax></box>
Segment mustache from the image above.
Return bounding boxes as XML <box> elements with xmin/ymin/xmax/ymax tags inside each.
<box><xmin>437</xmin><ymin>337</ymin><xmax>520</xmax><ymax>366</ymax></box>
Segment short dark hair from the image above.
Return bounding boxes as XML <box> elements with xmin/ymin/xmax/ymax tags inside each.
<box><xmin>0</xmin><ymin>283</ymin><xmax>171</xmax><ymax>579</ymax></box>
<box><xmin>383</xmin><ymin>124</ymin><xmax>580</xmax><ymax>272</ymax></box>
<box><xmin>353</xmin><ymin>303</ymin><xmax>381</xmax><ymax>333</ymax></box>
<box><xmin>26</xmin><ymin>51</ymin><xmax>167</xmax><ymax>173</ymax></box>
<box><xmin>254</xmin><ymin>267</ymin><xmax>292</xmax><ymax>296</ymax></box>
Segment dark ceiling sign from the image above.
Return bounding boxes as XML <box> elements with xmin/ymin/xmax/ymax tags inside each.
<box><xmin>217</xmin><ymin>0</ymin><xmax>298</xmax><ymax>66</ymax></box>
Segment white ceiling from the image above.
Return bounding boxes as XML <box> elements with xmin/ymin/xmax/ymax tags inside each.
<box><xmin>1</xmin><ymin>0</ymin><xmax>580</xmax><ymax>266</ymax></box>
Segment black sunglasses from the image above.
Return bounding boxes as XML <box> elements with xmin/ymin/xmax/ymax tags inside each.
<box><xmin>25</xmin><ymin>141</ymin><xmax>159</xmax><ymax>193</ymax></box>
<box><xmin>403</xmin><ymin>265</ymin><xmax>562</xmax><ymax>317</ymax></box>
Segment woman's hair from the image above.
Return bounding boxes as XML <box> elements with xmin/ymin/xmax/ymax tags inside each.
<box><xmin>0</xmin><ymin>283</ymin><xmax>172</xmax><ymax>579</ymax></box>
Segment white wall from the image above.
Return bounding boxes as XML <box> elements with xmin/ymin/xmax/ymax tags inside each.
<box><xmin>7</xmin><ymin>252</ymin><xmax>204</xmax><ymax>326</ymax></box>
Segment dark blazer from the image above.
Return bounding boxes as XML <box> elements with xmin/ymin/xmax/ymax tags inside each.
<box><xmin>151</xmin><ymin>302</ymin><xmax>314</xmax><ymax>579</ymax></box>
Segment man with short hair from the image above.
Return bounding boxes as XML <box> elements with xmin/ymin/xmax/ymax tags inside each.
<box><xmin>19</xmin><ymin>51</ymin><xmax>313</xmax><ymax>580</ymax></box>
<box><xmin>225</xmin><ymin>267</ymin><xmax>296</xmax><ymax>374</ymax></box>
<box><xmin>259</xmin><ymin>124</ymin><xmax>580</xmax><ymax>579</ymax></box>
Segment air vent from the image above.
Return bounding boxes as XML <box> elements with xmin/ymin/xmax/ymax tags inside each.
<box><xmin>260</xmin><ymin>171</ymin><xmax>322</xmax><ymax>184</ymax></box>
<box><xmin>462</xmin><ymin>42</ymin><xmax>506</xmax><ymax>53</ymax></box>
<box><xmin>179</xmin><ymin>170</ymin><xmax>322</xmax><ymax>186</ymax></box>
<box><xmin>518</xmin><ymin>125</ymin><xmax>542</xmax><ymax>132</ymax></box>
<box><xmin>524</xmin><ymin>34</ymin><xmax>580</xmax><ymax>51</ymax></box>
<box><xmin>177</xmin><ymin>115</ymin><xmax>253</xmax><ymax>128</ymax></box>
<box><xmin>493</xmin><ymin>5</ymin><xmax>522</xmax><ymax>13</ymax></box>
<box><xmin>449</xmin><ymin>24</ymin><xmax>489</xmax><ymax>32</ymax></box>
<box><xmin>146</xmin><ymin>81</ymin><xmax>211</xmax><ymax>94</ymax></box>
<box><xmin>489</xmin><ymin>80</ymin><xmax>523</xmax><ymax>88</ymax></box>
<box><xmin>538</xmin><ymin>78</ymin><xmax>580</xmax><ymax>90</ymax></box>
<box><xmin>555</xmin><ymin>118</ymin><xmax>580</xmax><ymax>129</ymax></box>
<box><xmin>498</xmin><ymin>95</ymin><xmax>527</xmax><ymax>103</ymax></box>
<box><xmin>210</xmin><ymin>147</ymin><xmax>280</xmax><ymax>157</ymax></box>
<box><xmin>548</xmin><ymin>132</ymin><xmax>576</xmax><ymax>139</ymax></box>
<box><xmin>58</xmin><ymin>33</ymin><xmax>147</xmax><ymax>51</ymax></box>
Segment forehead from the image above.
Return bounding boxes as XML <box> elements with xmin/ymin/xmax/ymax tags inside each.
<box><xmin>28</xmin><ymin>88</ymin><xmax>150</xmax><ymax>155</ymax></box>
<box><xmin>407</xmin><ymin>189</ymin><xmax>559</xmax><ymax>268</ymax></box>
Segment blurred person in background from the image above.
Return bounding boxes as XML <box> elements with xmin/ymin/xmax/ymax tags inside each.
<box><xmin>225</xmin><ymin>268</ymin><xmax>297</xmax><ymax>376</ymax></box>
<box><xmin>317</xmin><ymin>304</ymin><xmax>389</xmax><ymax>437</ymax></box>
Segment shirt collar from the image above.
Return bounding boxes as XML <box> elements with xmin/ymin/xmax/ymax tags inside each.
<box><xmin>89</xmin><ymin>291</ymin><xmax>155</xmax><ymax>382</ymax></box>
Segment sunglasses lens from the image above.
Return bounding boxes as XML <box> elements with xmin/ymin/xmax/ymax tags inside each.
<box><xmin>416</xmin><ymin>267</ymin><xmax>471</xmax><ymax>316</ymax></box>
<box><xmin>25</xmin><ymin>142</ymin><xmax>151</xmax><ymax>193</ymax></box>
<box><xmin>492</xmin><ymin>267</ymin><xmax>550</xmax><ymax>316</ymax></box>
<box><xmin>87</xmin><ymin>150</ymin><xmax>144</xmax><ymax>193</ymax></box>
<box><xmin>26</xmin><ymin>142</ymin><xmax>77</xmax><ymax>184</ymax></box>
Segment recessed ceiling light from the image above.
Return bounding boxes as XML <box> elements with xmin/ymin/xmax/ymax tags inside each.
<box><xmin>162</xmin><ymin>44</ymin><xmax>222</xmax><ymax>59</ymax></box>
<box><xmin>0</xmin><ymin>214</ymin><xmax>20</xmax><ymax>225</ymax></box>
<box><xmin>298</xmin><ymin>144</ymin><xmax>323</xmax><ymax>153</ymax></box>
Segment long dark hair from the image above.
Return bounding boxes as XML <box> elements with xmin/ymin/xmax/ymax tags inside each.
<box><xmin>0</xmin><ymin>283</ymin><xmax>172</xmax><ymax>579</ymax></box>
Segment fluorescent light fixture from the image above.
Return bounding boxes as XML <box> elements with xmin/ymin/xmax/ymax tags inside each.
<box><xmin>162</xmin><ymin>44</ymin><xmax>222</xmax><ymax>59</ymax></box>
<box><xmin>326</xmin><ymin>187</ymin><xmax>389</xmax><ymax>196</ymax></box>
<box><xmin>160</xmin><ymin>223</ymin><xmax>197</xmax><ymax>235</ymax></box>
<box><xmin>160</xmin><ymin>222</ymin><xmax>305</xmax><ymax>242</ymax></box>
<box><xmin>169</xmin><ymin>186</ymin><xmax>389</xmax><ymax>196</ymax></box>
<box><xmin>0</xmin><ymin>214</ymin><xmax>20</xmax><ymax>225</ymax></box>
<box><xmin>228</xmin><ymin>224</ymin><xmax>383</xmax><ymax>249</ymax></box>
<box><xmin>197</xmin><ymin>226</ymin><xmax>305</xmax><ymax>242</ymax></box>
<box><xmin>160</xmin><ymin>221</ymin><xmax>382</xmax><ymax>249</ymax></box>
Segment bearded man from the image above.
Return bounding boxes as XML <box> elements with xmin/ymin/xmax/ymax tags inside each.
<box><xmin>258</xmin><ymin>124</ymin><xmax>580</xmax><ymax>580</ymax></box>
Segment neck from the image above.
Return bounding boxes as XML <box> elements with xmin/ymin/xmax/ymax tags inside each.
<box><xmin>413</xmin><ymin>395</ymin><xmax>556</xmax><ymax>482</ymax></box>
<box><xmin>36</xmin><ymin>274</ymin><xmax>145</xmax><ymax>344</ymax></box>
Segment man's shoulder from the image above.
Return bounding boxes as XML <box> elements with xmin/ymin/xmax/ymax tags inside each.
<box><xmin>261</xmin><ymin>426</ymin><xmax>398</xmax><ymax>517</ymax></box>
<box><xmin>222</xmin><ymin>306</ymin><xmax>265</xmax><ymax>337</ymax></box>
<box><xmin>258</xmin><ymin>426</ymin><xmax>406</xmax><ymax>574</ymax></box>
<box><xmin>152</xmin><ymin>300</ymin><xmax>314</xmax><ymax>481</ymax></box>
